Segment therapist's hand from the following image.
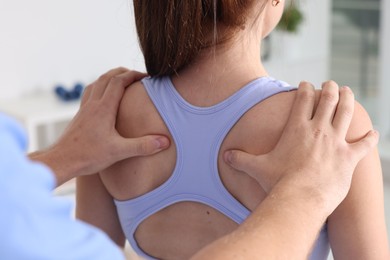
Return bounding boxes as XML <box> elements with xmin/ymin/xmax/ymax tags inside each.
<box><xmin>30</xmin><ymin>68</ymin><xmax>170</xmax><ymax>187</ymax></box>
<box><xmin>224</xmin><ymin>81</ymin><xmax>378</xmax><ymax>213</ymax></box>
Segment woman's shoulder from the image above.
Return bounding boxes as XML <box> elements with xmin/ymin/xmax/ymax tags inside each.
<box><xmin>242</xmin><ymin>89</ymin><xmax>298</xmax><ymax>133</ymax></box>
<box><xmin>238</xmin><ymin>85</ymin><xmax>373</xmax><ymax>150</ymax></box>
<box><xmin>347</xmin><ymin>99</ymin><xmax>373</xmax><ymax>141</ymax></box>
<box><xmin>229</xmin><ymin>89</ymin><xmax>299</xmax><ymax>154</ymax></box>
<box><xmin>120</xmin><ymin>80</ymin><xmax>148</xmax><ymax>108</ymax></box>
<box><xmin>118</xmin><ymin>79</ymin><xmax>155</xmax><ymax>117</ymax></box>
<box><xmin>117</xmin><ymin>78</ymin><xmax>169</xmax><ymax>137</ymax></box>
<box><xmin>261</xmin><ymin>85</ymin><xmax>373</xmax><ymax>132</ymax></box>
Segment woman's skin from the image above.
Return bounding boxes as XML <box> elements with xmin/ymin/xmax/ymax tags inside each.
<box><xmin>29</xmin><ymin>67</ymin><xmax>381</xmax><ymax>259</ymax></box>
<box><xmin>76</xmin><ymin>1</ymin><xmax>389</xmax><ymax>259</ymax></box>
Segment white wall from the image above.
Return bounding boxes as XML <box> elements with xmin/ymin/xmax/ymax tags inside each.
<box><xmin>265</xmin><ymin>0</ymin><xmax>331</xmax><ymax>87</ymax></box>
<box><xmin>379</xmin><ymin>0</ymin><xmax>390</xmax><ymax>138</ymax></box>
<box><xmin>0</xmin><ymin>0</ymin><xmax>331</xmax><ymax>100</ymax></box>
<box><xmin>0</xmin><ymin>0</ymin><xmax>144</xmax><ymax>100</ymax></box>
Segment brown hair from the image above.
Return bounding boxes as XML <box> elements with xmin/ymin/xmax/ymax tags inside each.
<box><xmin>133</xmin><ymin>0</ymin><xmax>259</xmax><ymax>77</ymax></box>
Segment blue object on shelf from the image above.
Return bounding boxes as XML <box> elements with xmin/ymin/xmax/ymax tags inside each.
<box><xmin>54</xmin><ymin>83</ymin><xmax>84</xmax><ymax>101</ymax></box>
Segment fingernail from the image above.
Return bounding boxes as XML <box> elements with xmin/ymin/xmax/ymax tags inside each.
<box><xmin>372</xmin><ymin>129</ymin><xmax>380</xmax><ymax>136</ymax></box>
<box><xmin>155</xmin><ymin>137</ymin><xmax>169</xmax><ymax>149</ymax></box>
<box><xmin>224</xmin><ymin>151</ymin><xmax>233</xmax><ymax>164</ymax></box>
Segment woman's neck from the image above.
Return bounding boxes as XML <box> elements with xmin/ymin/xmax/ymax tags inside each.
<box><xmin>171</xmin><ymin>36</ymin><xmax>267</xmax><ymax>107</ymax></box>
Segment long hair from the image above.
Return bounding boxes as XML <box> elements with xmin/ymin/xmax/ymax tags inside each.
<box><xmin>133</xmin><ymin>0</ymin><xmax>258</xmax><ymax>77</ymax></box>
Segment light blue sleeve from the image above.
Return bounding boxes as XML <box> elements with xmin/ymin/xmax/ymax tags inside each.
<box><xmin>0</xmin><ymin>114</ymin><xmax>124</xmax><ymax>260</ymax></box>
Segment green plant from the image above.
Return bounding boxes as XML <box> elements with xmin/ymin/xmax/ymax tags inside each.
<box><xmin>277</xmin><ymin>5</ymin><xmax>304</xmax><ymax>33</ymax></box>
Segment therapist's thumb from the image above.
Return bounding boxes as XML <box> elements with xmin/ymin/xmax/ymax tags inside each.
<box><xmin>224</xmin><ymin>150</ymin><xmax>262</xmax><ymax>178</ymax></box>
<box><xmin>117</xmin><ymin>135</ymin><xmax>170</xmax><ymax>159</ymax></box>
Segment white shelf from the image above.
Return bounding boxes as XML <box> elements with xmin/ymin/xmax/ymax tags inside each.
<box><xmin>0</xmin><ymin>92</ymin><xmax>80</xmax><ymax>152</ymax></box>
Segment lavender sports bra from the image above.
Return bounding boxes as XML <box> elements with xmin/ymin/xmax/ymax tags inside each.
<box><xmin>114</xmin><ymin>76</ymin><xmax>330</xmax><ymax>259</ymax></box>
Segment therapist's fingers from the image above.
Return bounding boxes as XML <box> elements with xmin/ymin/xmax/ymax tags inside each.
<box><xmin>102</xmin><ymin>71</ymin><xmax>147</xmax><ymax>113</ymax></box>
<box><xmin>80</xmin><ymin>85</ymin><xmax>92</xmax><ymax>106</ymax></box>
<box><xmin>87</xmin><ymin>67</ymin><xmax>129</xmax><ymax>101</ymax></box>
<box><xmin>312</xmin><ymin>81</ymin><xmax>339</xmax><ymax>125</ymax></box>
<box><xmin>332</xmin><ymin>86</ymin><xmax>355</xmax><ymax>137</ymax></box>
<box><xmin>287</xmin><ymin>81</ymin><xmax>316</xmax><ymax>123</ymax></box>
<box><xmin>349</xmin><ymin>130</ymin><xmax>379</xmax><ymax>161</ymax></box>
<box><xmin>224</xmin><ymin>150</ymin><xmax>265</xmax><ymax>178</ymax></box>
<box><xmin>81</xmin><ymin>68</ymin><xmax>127</xmax><ymax>105</ymax></box>
<box><xmin>113</xmin><ymin>135</ymin><xmax>170</xmax><ymax>159</ymax></box>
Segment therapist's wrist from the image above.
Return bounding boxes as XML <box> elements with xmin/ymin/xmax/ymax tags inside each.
<box><xmin>29</xmin><ymin>145</ymin><xmax>85</xmax><ymax>187</ymax></box>
<box><xmin>271</xmin><ymin>172</ymin><xmax>335</xmax><ymax>219</ymax></box>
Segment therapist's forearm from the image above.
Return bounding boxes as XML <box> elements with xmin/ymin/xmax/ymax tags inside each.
<box><xmin>191</xmin><ymin>179</ymin><xmax>328</xmax><ymax>260</ymax></box>
<box><xmin>29</xmin><ymin>147</ymin><xmax>82</xmax><ymax>187</ymax></box>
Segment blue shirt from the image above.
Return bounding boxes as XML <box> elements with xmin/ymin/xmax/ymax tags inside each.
<box><xmin>0</xmin><ymin>113</ymin><xmax>124</xmax><ymax>260</ymax></box>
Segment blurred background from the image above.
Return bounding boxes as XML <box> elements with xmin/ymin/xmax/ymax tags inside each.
<box><xmin>0</xmin><ymin>0</ymin><xmax>389</xmax><ymax>258</ymax></box>
<box><xmin>1</xmin><ymin>0</ymin><xmax>388</xmax><ymax>154</ymax></box>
